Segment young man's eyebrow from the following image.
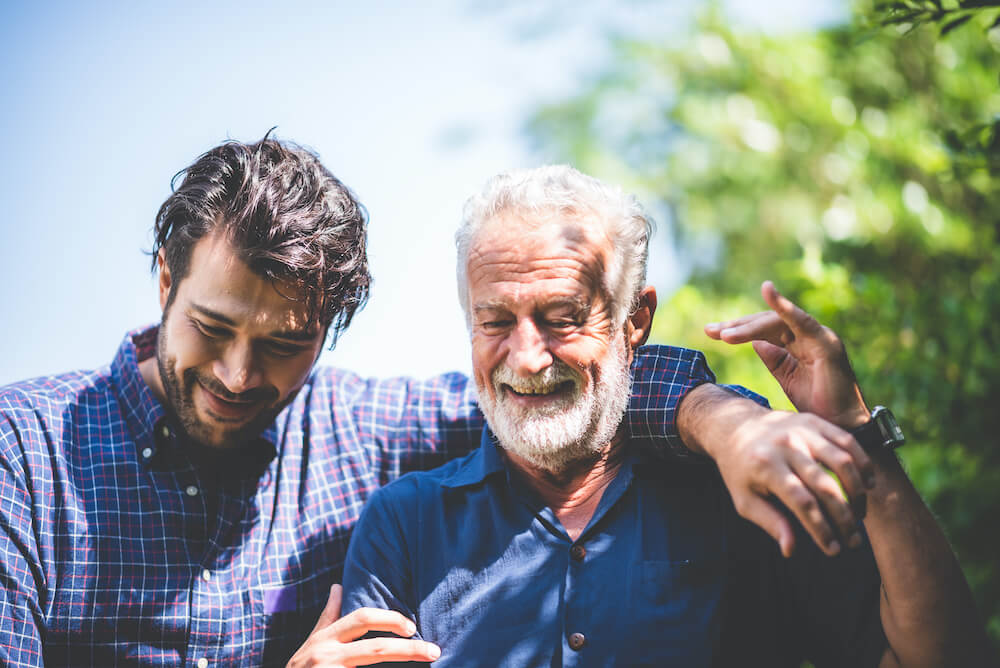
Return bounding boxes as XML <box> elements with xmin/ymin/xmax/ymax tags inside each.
<box><xmin>191</xmin><ymin>304</ymin><xmax>317</xmax><ymax>342</ymax></box>
<box><xmin>268</xmin><ymin>328</ymin><xmax>319</xmax><ymax>343</ymax></box>
<box><xmin>191</xmin><ymin>304</ymin><xmax>237</xmax><ymax>326</ymax></box>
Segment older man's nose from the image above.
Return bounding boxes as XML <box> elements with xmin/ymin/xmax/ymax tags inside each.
<box><xmin>507</xmin><ymin>319</ymin><xmax>553</xmax><ymax>376</ymax></box>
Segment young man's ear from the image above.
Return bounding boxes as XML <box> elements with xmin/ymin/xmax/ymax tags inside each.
<box><xmin>626</xmin><ymin>286</ymin><xmax>657</xmax><ymax>352</ymax></box>
<box><xmin>157</xmin><ymin>249</ymin><xmax>172</xmax><ymax>311</ymax></box>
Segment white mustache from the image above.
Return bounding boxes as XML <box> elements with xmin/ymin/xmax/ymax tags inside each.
<box><xmin>492</xmin><ymin>360</ymin><xmax>580</xmax><ymax>396</ymax></box>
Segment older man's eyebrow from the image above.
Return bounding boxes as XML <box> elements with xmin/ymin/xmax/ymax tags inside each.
<box><xmin>473</xmin><ymin>300</ymin><xmax>506</xmax><ymax>313</ymax></box>
<box><xmin>472</xmin><ymin>297</ymin><xmax>591</xmax><ymax>315</ymax></box>
<box><xmin>544</xmin><ymin>297</ymin><xmax>590</xmax><ymax>312</ymax></box>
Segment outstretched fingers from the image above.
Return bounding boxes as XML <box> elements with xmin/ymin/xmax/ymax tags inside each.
<box><xmin>705</xmin><ymin>310</ymin><xmax>787</xmax><ymax>345</ymax></box>
<box><xmin>760</xmin><ymin>280</ymin><xmax>825</xmax><ymax>340</ymax></box>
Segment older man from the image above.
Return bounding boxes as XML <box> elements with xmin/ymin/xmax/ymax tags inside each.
<box><xmin>340</xmin><ymin>166</ymin><xmax>987</xmax><ymax>666</ymax></box>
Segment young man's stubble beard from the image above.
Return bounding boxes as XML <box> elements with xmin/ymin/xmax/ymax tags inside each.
<box><xmin>155</xmin><ymin>309</ymin><xmax>291</xmax><ymax>451</ymax></box>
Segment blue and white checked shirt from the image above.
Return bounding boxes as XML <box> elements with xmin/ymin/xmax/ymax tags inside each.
<box><xmin>0</xmin><ymin>326</ymin><xmax>714</xmax><ymax>667</ymax></box>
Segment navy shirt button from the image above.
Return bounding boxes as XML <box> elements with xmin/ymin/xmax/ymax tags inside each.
<box><xmin>568</xmin><ymin>632</ymin><xmax>586</xmax><ymax>650</ymax></box>
<box><xmin>570</xmin><ymin>544</ymin><xmax>586</xmax><ymax>561</ymax></box>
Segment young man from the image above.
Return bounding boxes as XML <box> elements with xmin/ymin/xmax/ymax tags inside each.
<box><xmin>1</xmin><ymin>138</ymin><xmax>878</xmax><ymax>667</ymax></box>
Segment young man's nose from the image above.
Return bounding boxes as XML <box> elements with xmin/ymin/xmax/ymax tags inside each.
<box><xmin>213</xmin><ymin>345</ymin><xmax>263</xmax><ymax>395</ymax></box>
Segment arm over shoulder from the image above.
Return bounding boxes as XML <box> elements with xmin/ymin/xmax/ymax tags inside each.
<box><xmin>329</xmin><ymin>369</ymin><xmax>483</xmax><ymax>484</ymax></box>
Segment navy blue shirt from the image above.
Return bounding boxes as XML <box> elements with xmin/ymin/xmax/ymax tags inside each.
<box><xmin>342</xmin><ymin>432</ymin><xmax>886</xmax><ymax>667</ymax></box>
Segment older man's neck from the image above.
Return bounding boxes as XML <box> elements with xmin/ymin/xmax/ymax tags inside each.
<box><xmin>505</xmin><ymin>437</ymin><xmax>626</xmax><ymax>542</ymax></box>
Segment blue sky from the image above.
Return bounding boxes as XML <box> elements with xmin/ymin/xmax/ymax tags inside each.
<box><xmin>0</xmin><ymin>1</ymin><xmax>845</xmax><ymax>385</ymax></box>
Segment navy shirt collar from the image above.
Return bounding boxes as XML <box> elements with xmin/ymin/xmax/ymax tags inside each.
<box><xmin>441</xmin><ymin>428</ymin><xmax>640</xmax><ymax>532</ymax></box>
<box><xmin>440</xmin><ymin>429</ymin><xmax>508</xmax><ymax>489</ymax></box>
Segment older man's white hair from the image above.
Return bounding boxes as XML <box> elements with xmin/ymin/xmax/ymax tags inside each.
<box><xmin>455</xmin><ymin>165</ymin><xmax>653</xmax><ymax>330</ymax></box>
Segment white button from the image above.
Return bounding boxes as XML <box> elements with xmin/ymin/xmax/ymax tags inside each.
<box><xmin>160</xmin><ymin>424</ymin><xmax>171</xmax><ymax>438</ymax></box>
<box><xmin>186</xmin><ymin>485</ymin><xmax>199</xmax><ymax>497</ymax></box>
<box><xmin>202</xmin><ymin>569</ymin><xmax>212</xmax><ymax>582</ymax></box>
<box><xmin>141</xmin><ymin>448</ymin><xmax>153</xmax><ymax>459</ymax></box>
<box><xmin>197</xmin><ymin>658</ymin><xmax>209</xmax><ymax>668</ymax></box>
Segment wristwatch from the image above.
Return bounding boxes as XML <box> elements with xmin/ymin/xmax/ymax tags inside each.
<box><xmin>850</xmin><ymin>406</ymin><xmax>905</xmax><ymax>452</ymax></box>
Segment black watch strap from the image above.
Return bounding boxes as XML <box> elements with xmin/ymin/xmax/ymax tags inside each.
<box><xmin>850</xmin><ymin>406</ymin><xmax>905</xmax><ymax>452</ymax></box>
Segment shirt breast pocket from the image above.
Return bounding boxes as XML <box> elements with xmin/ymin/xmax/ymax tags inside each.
<box><xmin>253</xmin><ymin>567</ymin><xmax>339</xmax><ymax>665</ymax></box>
<box><xmin>624</xmin><ymin>559</ymin><xmax>725</xmax><ymax>667</ymax></box>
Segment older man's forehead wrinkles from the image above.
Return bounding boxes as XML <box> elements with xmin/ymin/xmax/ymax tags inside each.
<box><xmin>470</xmin><ymin>254</ymin><xmax>599</xmax><ymax>278</ymax></box>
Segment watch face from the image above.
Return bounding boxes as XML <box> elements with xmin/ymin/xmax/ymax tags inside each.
<box><xmin>873</xmin><ymin>406</ymin><xmax>905</xmax><ymax>448</ymax></box>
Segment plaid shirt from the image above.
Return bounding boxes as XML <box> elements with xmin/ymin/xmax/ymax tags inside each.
<box><xmin>0</xmin><ymin>325</ymin><xmax>715</xmax><ymax>667</ymax></box>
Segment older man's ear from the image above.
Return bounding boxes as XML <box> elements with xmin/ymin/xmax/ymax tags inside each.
<box><xmin>627</xmin><ymin>286</ymin><xmax>658</xmax><ymax>351</ymax></box>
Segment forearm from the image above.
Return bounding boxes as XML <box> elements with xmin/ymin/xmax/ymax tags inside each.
<box><xmin>677</xmin><ymin>383</ymin><xmax>768</xmax><ymax>457</ymax></box>
<box><xmin>865</xmin><ymin>453</ymin><xmax>990</xmax><ymax>667</ymax></box>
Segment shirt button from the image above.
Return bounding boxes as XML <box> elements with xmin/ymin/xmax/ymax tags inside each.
<box><xmin>196</xmin><ymin>658</ymin><xmax>209</xmax><ymax>668</ymax></box>
<box><xmin>570</xmin><ymin>544</ymin><xmax>586</xmax><ymax>561</ymax></box>
<box><xmin>568</xmin><ymin>632</ymin><xmax>586</xmax><ymax>651</ymax></box>
<box><xmin>160</xmin><ymin>424</ymin><xmax>171</xmax><ymax>439</ymax></box>
<box><xmin>141</xmin><ymin>447</ymin><xmax>153</xmax><ymax>459</ymax></box>
<box><xmin>201</xmin><ymin>569</ymin><xmax>212</xmax><ymax>582</ymax></box>
<box><xmin>186</xmin><ymin>485</ymin><xmax>199</xmax><ymax>497</ymax></box>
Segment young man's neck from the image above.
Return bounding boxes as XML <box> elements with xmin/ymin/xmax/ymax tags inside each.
<box><xmin>504</xmin><ymin>434</ymin><xmax>626</xmax><ymax>542</ymax></box>
<box><xmin>138</xmin><ymin>356</ymin><xmax>166</xmax><ymax>404</ymax></box>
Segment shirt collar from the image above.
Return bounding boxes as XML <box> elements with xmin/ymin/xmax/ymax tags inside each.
<box><xmin>440</xmin><ymin>428</ymin><xmax>508</xmax><ymax>489</ymax></box>
<box><xmin>112</xmin><ymin>325</ymin><xmax>168</xmax><ymax>463</ymax></box>
<box><xmin>111</xmin><ymin>324</ymin><xmax>280</xmax><ymax>474</ymax></box>
<box><xmin>440</xmin><ymin>427</ymin><xmax>641</xmax><ymax>494</ymax></box>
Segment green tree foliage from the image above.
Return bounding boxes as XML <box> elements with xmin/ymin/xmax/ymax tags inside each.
<box><xmin>527</xmin><ymin>3</ymin><xmax>1000</xmax><ymax>650</ymax></box>
<box><xmin>874</xmin><ymin>0</ymin><xmax>1000</xmax><ymax>38</ymax></box>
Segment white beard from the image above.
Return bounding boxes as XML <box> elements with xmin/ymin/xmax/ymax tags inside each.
<box><xmin>476</xmin><ymin>334</ymin><xmax>633</xmax><ymax>474</ymax></box>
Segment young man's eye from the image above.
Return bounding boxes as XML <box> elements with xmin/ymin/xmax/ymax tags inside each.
<box><xmin>266</xmin><ymin>342</ymin><xmax>306</xmax><ymax>357</ymax></box>
<box><xmin>194</xmin><ymin>320</ymin><xmax>228</xmax><ymax>338</ymax></box>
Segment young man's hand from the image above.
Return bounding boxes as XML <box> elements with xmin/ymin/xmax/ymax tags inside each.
<box><xmin>679</xmin><ymin>385</ymin><xmax>873</xmax><ymax>557</ymax></box>
<box><xmin>705</xmin><ymin>280</ymin><xmax>870</xmax><ymax>430</ymax></box>
<box><xmin>287</xmin><ymin>585</ymin><xmax>440</xmax><ymax>667</ymax></box>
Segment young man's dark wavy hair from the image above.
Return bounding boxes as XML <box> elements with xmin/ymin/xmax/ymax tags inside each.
<box><xmin>151</xmin><ymin>133</ymin><xmax>371</xmax><ymax>346</ymax></box>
